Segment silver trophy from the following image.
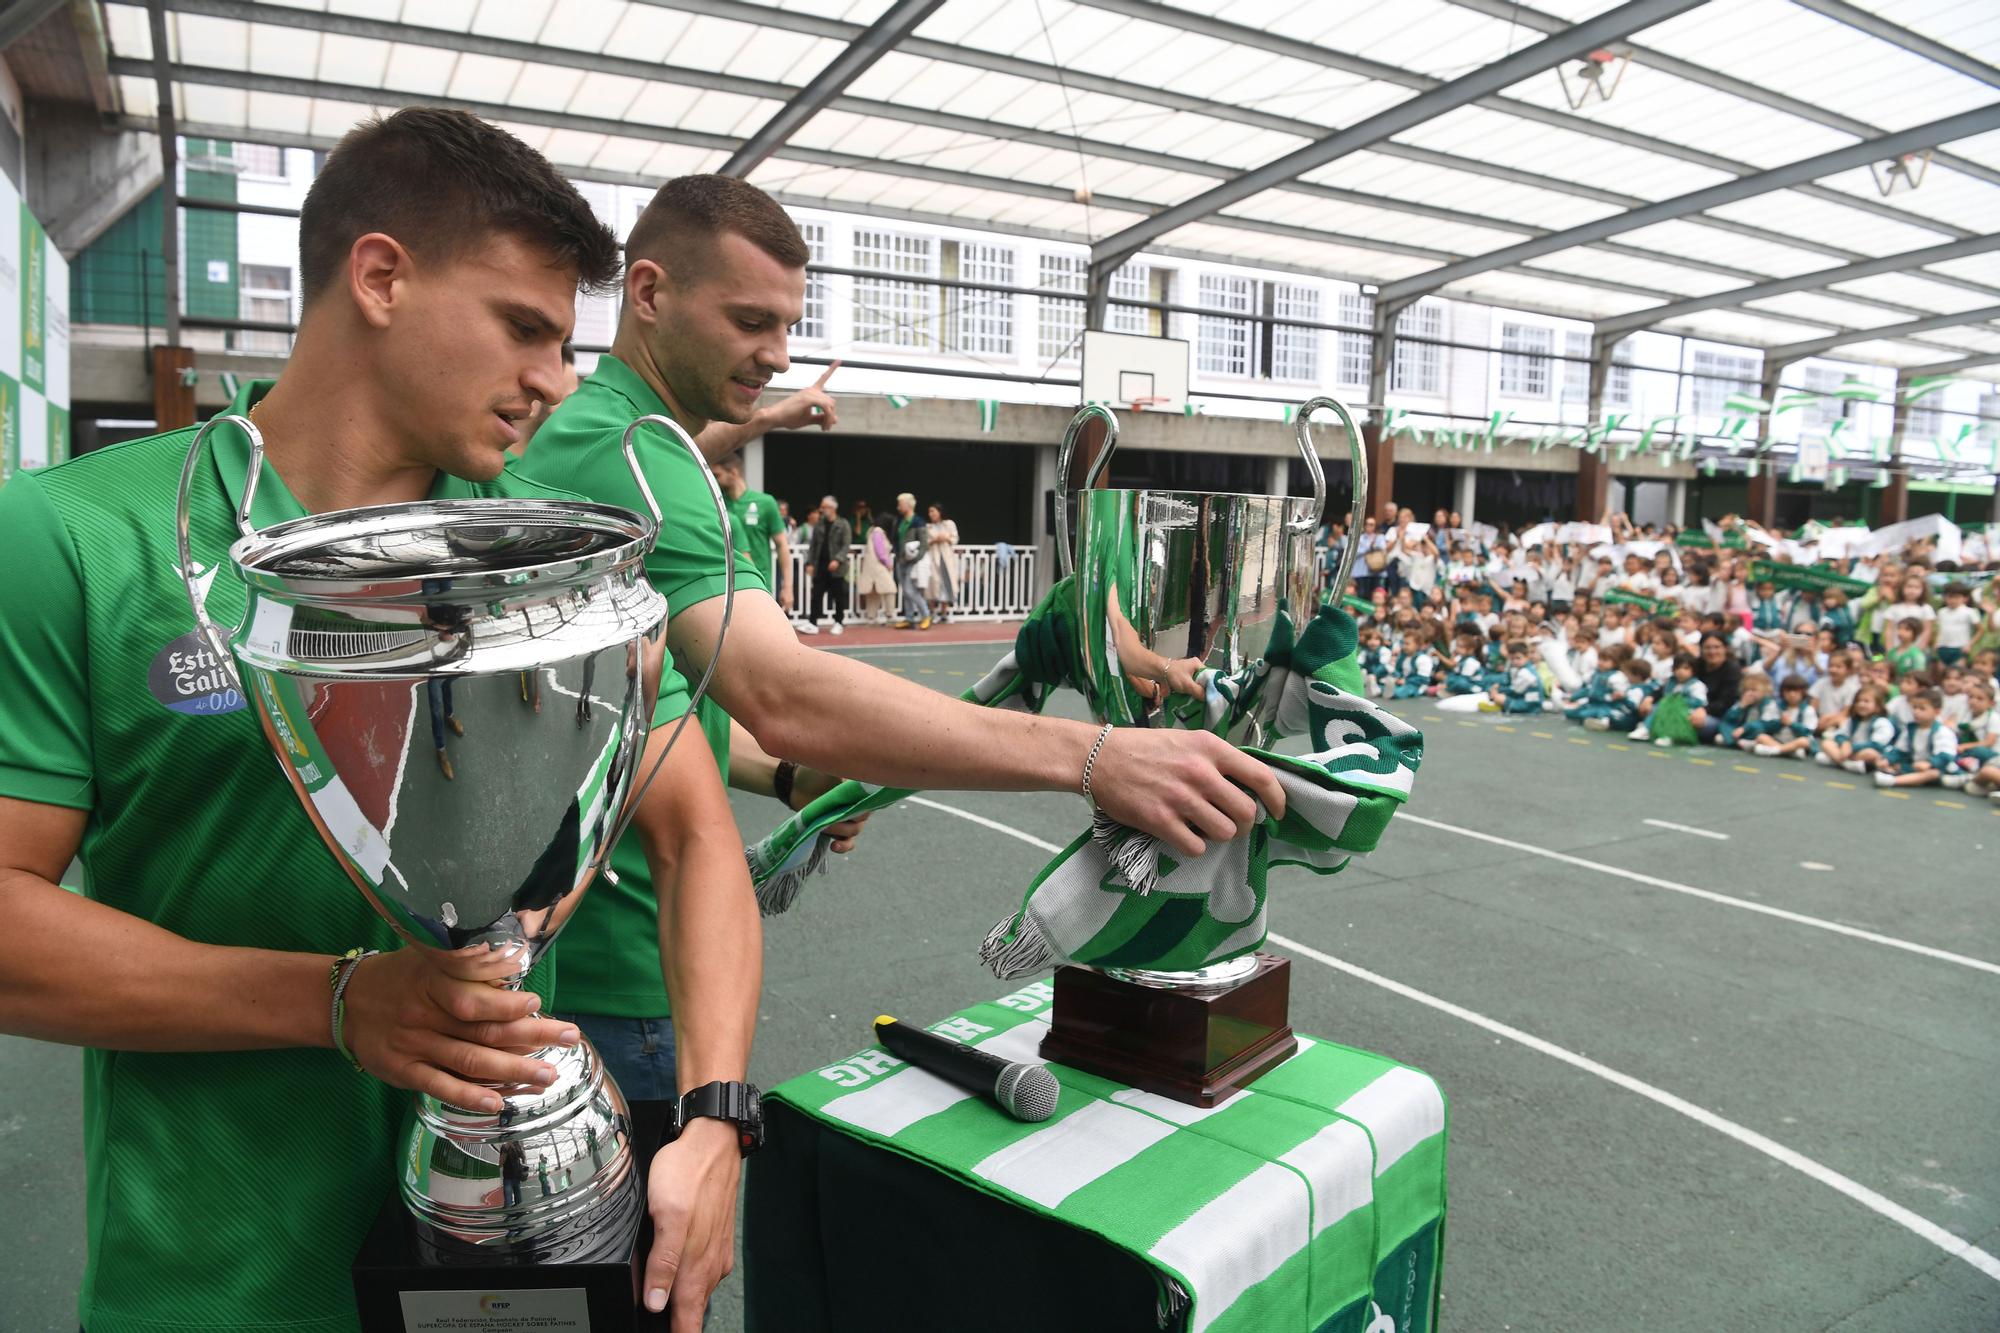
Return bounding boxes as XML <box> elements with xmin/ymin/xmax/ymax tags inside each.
<box><xmin>173</xmin><ymin>413</ymin><xmax>728</xmax><ymax>1265</ymax></box>
<box><xmin>1040</xmin><ymin>398</ymin><xmax>1366</xmax><ymax>1104</ymax></box>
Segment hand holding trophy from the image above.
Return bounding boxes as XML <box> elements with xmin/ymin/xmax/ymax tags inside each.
<box><xmin>173</xmin><ymin>411</ymin><xmax>731</xmax><ymax>1320</ymax></box>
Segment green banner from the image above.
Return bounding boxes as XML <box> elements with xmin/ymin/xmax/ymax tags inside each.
<box><xmin>1341</xmin><ymin>594</ymin><xmax>1373</xmax><ymax>616</ymax></box>
<box><xmin>1602</xmin><ymin>587</ymin><xmax>1676</xmax><ymax>617</ymax></box>
<box><xmin>1749</xmin><ymin>560</ymin><xmax>1869</xmax><ymax>595</ymax></box>
<box><xmin>1674</xmin><ymin>531</ymin><xmax>1713</xmax><ymax>549</ymax></box>
<box><xmin>19</xmin><ymin>202</ymin><xmax>44</xmax><ymax>395</ymax></box>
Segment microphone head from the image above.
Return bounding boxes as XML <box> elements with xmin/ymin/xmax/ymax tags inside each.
<box><xmin>995</xmin><ymin>1062</ymin><xmax>1060</xmax><ymax>1123</ymax></box>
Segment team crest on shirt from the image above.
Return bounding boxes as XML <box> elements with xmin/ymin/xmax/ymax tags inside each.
<box><xmin>745</xmin><ymin>501</ymin><xmax>760</xmax><ymax>525</ymax></box>
<box><xmin>149</xmin><ymin>561</ymin><xmax>246</xmax><ymax>714</ymax></box>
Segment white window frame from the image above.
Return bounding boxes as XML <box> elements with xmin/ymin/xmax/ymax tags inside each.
<box><xmin>1499</xmin><ymin>322</ymin><xmax>1553</xmax><ymax>399</ymax></box>
<box><xmin>1689</xmin><ymin>348</ymin><xmax>1760</xmax><ymax>423</ymax></box>
<box><xmin>1037</xmin><ymin>252</ymin><xmax>1086</xmax><ymax>366</ymax></box>
<box><xmin>853</xmin><ymin>228</ymin><xmax>939</xmax><ymax>351</ymax></box>
<box><xmin>1270</xmin><ymin>281</ymin><xmax>1320</xmax><ymax>383</ymax></box>
<box><xmin>952</xmin><ymin>241</ymin><xmax>1015</xmax><ymax>358</ymax></box>
<box><xmin>1336</xmin><ymin>289</ymin><xmax>1371</xmax><ymax>390</ymax></box>
<box><xmin>1392</xmin><ymin>300</ymin><xmax>1443</xmax><ymax>395</ymax></box>
<box><xmin>1196</xmin><ymin>272</ymin><xmax>1255</xmax><ymax>378</ymax></box>
<box><xmin>795</xmin><ymin>220</ymin><xmax>829</xmax><ymax>343</ymax></box>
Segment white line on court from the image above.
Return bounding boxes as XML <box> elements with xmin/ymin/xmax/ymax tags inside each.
<box><xmin>905</xmin><ymin>795</ymin><xmax>2000</xmax><ymax>1286</ymax></box>
<box><xmin>1641</xmin><ymin>818</ymin><xmax>1729</xmax><ymax>840</ymax></box>
<box><xmin>1265</xmin><ymin>930</ymin><xmax>2000</xmax><ymax>1286</ymax></box>
<box><xmin>1396</xmin><ymin>812</ymin><xmax>2000</xmax><ymax>978</ymax></box>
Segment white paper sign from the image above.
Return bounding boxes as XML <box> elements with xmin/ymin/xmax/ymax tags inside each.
<box><xmin>399</xmin><ymin>1288</ymin><xmax>590</xmax><ymax>1331</ymax></box>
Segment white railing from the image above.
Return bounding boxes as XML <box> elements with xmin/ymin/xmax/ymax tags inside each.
<box><xmin>783</xmin><ymin>542</ymin><xmax>1039</xmax><ymax>623</ymax></box>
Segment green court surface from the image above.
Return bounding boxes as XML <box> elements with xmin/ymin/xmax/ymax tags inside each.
<box><xmin>5</xmin><ymin>637</ymin><xmax>1996</xmax><ymax>1330</ymax></box>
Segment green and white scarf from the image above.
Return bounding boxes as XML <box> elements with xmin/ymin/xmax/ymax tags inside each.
<box><xmin>767</xmin><ymin>981</ymin><xmax>1447</xmax><ymax>1333</ymax></box>
<box><xmin>745</xmin><ymin>593</ymin><xmax>1424</xmax><ymax>978</ymax></box>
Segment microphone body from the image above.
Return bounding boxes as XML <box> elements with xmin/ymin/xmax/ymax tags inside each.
<box><xmin>874</xmin><ymin>1016</ymin><xmax>1059</xmax><ymax>1122</ymax></box>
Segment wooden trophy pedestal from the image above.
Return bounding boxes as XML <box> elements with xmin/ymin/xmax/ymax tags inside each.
<box><xmin>1038</xmin><ymin>953</ymin><xmax>1297</xmax><ymax>1107</ymax></box>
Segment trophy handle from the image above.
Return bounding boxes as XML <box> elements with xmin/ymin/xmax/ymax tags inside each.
<box><xmin>1054</xmin><ymin>403</ymin><xmax>1120</xmax><ymax>581</ymax></box>
<box><xmin>1293</xmin><ymin>397</ymin><xmax>1369</xmax><ymax>595</ymax></box>
<box><xmin>174</xmin><ymin>413</ymin><xmax>267</xmax><ymax>689</ymax></box>
<box><xmin>595</xmin><ymin>414</ymin><xmax>736</xmax><ymax>868</ymax></box>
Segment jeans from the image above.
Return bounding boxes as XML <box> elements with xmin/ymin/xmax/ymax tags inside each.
<box><xmin>897</xmin><ymin>565</ymin><xmax>932</xmax><ymax>621</ymax></box>
<box><xmin>425</xmin><ymin>680</ymin><xmax>455</xmax><ymax>750</ymax></box>
<box><xmin>553</xmin><ymin>1012</ymin><xmax>678</xmax><ymax>1104</ymax></box>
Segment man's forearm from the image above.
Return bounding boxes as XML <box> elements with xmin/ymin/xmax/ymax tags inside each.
<box><xmin>0</xmin><ymin>870</ymin><xmax>328</xmax><ymax>1052</ymax></box>
<box><xmin>651</xmin><ymin>823</ymin><xmax>760</xmax><ymax>1093</ymax></box>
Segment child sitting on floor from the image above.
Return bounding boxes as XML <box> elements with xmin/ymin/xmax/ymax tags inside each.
<box><xmin>1955</xmin><ymin>679</ymin><xmax>1998</xmax><ymax>794</ymax></box>
<box><xmin>1392</xmin><ymin>629</ymin><xmax>1438</xmax><ymax>699</ymax></box>
<box><xmin>1888</xmin><ymin>665</ymin><xmax>1929</xmax><ymax>729</ymax></box>
<box><xmin>1358</xmin><ymin>625</ymin><xmax>1393</xmax><ymax>698</ymax></box>
<box><xmin>1818</xmin><ymin>684</ymin><xmax>1896</xmax><ymax>774</ymax></box>
<box><xmin>1715</xmin><ymin>671</ymin><xmax>1776</xmax><ymax>750</ymax></box>
<box><xmin>1876</xmin><ymin>688</ymin><xmax>1956</xmax><ymax>790</ymax></box>
<box><xmin>1809</xmin><ymin>651</ymin><xmax>1858</xmax><ymax>738</ymax></box>
<box><xmin>1754</xmin><ymin>674</ymin><xmax>1818</xmax><ymax>760</ymax></box>
<box><xmin>1442</xmin><ymin>630</ymin><xmax>1489</xmax><ymax>696</ymax></box>
<box><xmin>1605</xmin><ymin>657</ymin><xmax>1652</xmax><ymax>733</ymax></box>
<box><xmin>1939</xmin><ymin>664</ymin><xmax>1971</xmax><ymax>728</ymax></box>
<box><xmin>1487</xmin><ymin>640</ymin><xmax>1545</xmax><ymax>714</ymax></box>
<box><xmin>1566</xmin><ymin>643</ymin><xmax>1632</xmax><ymax>728</ymax></box>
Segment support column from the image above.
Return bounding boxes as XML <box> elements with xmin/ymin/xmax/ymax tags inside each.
<box><xmin>147</xmin><ymin>0</ymin><xmax>191</xmax><ymax>430</ymax></box>
<box><xmin>1032</xmin><ymin>440</ymin><xmax>1060</xmax><ymax>600</ymax></box>
<box><xmin>152</xmin><ymin>346</ymin><xmax>196</xmax><ymax>431</ymax></box>
<box><xmin>1265</xmin><ymin>453</ymin><xmax>1290</xmax><ymax>503</ymax></box>
<box><xmin>1745</xmin><ymin>360</ymin><xmax>1788</xmax><ymax>530</ymax></box>
<box><xmin>1362</xmin><ymin>296</ymin><xmax>1408</xmax><ymax>523</ymax></box>
<box><xmin>1453</xmin><ymin>464</ymin><xmax>1477</xmax><ymax>526</ymax></box>
<box><xmin>1881</xmin><ymin>370</ymin><xmax>1910</xmax><ymax>525</ymax></box>
<box><xmin>1667</xmin><ymin>478</ymin><xmax>1688</xmax><ymax>529</ymax></box>
<box><xmin>1575</xmin><ymin>333</ymin><xmax>1612</xmax><ymax>520</ymax></box>
<box><xmin>742</xmin><ymin>434</ymin><xmax>767</xmax><ymax>492</ymax></box>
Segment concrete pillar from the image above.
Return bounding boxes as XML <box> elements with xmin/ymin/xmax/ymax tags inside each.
<box><xmin>1576</xmin><ymin>333</ymin><xmax>1612</xmax><ymax>520</ymax></box>
<box><xmin>1453</xmin><ymin>464</ymin><xmax>1477</xmax><ymax>526</ymax></box>
<box><xmin>742</xmin><ymin>434</ymin><xmax>767</xmax><ymax>492</ymax></box>
<box><xmin>1881</xmin><ymin>370</ymin><xmax>1911</xmax><ymax>525</ymax></box>
<box><xmin>1668</xmin><ymin>478</ymin><xmax>1688</xmax><ymax>528</ymax></box>
<box><xmin>1265</xmin><ymin>453</ymin><xmax>1289</xmax><ymax>502</ymax></box>
<box><xmin>1362</xmin><ymin>297</ymin><xmax>1406</xmax><ymax>521</ymax></box>
<box><xmin>1032</xmin><ymin>439</ymin><xmax>1061</xmax><ymax>600</ymax></box>
<box><xmin>152</xmin><ymin>345</ymin><xmax>195</xmax><ymax>430</ymax></box>
<box><xmin>1746</xmin><ymin>360</ymin><xmax>1788</xmax><ymax>529</ymax></box>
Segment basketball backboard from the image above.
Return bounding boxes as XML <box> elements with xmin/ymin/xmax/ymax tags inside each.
<box><xmin>1082</xmin><ymin>330</ymin><xmax>1190</xmax><ymax>413</ymax></box>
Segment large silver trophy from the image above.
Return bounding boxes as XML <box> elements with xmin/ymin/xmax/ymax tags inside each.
<box><xmin>1040</xmin><ymin>397</ymin><xmax>1367</xmax><ymax>1104</ymax></box>
<box><xmin>174</xmin><ymin>413</ymin><xmax>727</xmax><ymax>1271</ymax></box>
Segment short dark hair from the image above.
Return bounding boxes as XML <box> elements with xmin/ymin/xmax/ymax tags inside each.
<box><xmin>626</xmin><ymin>174</ymin><xmax>809</xmax><ymax>285</ymax></box>
<box><xmin>1673</xmin><ymin>651</ymin><xmax>1698</xmax><ymax>672</ymax></box>
<box><xmin>299</xmin><ymin>108</ymin><xmax>620</xmax><ymax>305</ymax></box>
<box><xmin>1915</xmin><ymin>687</ymin><xmax>1944</xmax><ymax>709</ymax></box>
<box><xmin>1780</xmin><ymin>674</ymin><xmax>1808</xmax><ymax>693</ymax></box>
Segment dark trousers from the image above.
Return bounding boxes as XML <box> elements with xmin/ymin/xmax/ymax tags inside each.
<box><xmin>812</xmin><ymin>565</ymin><xmax>849</xmax><ymax>626</ymax></box>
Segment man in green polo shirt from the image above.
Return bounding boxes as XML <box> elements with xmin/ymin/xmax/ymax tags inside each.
<box><xmin>517</xmin><ymin>175</ymin><xmax>1284</xmax><ymax>1099</ymax></box>
<box><xmin>0</xmin><ymin>110</ymin><xmax>757</xmax><ymax>1332</ymax></box>
<box><xmin>714</xmin><ymin>450</ymin><xmax>792</xmax><ymax>609</ymax></box>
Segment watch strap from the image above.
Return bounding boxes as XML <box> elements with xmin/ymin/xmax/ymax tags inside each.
<box><xmin>674</xmin><ymin>1079</ymin><xmax>763</xmax><ymax>1155</ymax></box>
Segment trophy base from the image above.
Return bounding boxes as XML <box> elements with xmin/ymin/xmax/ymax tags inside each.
<box><xmin>1039</xmin><ymin>953</ymin><xmax>1297</xmax><ymax>1108</ymax></box>
<box><xmin>352</xmin><ymin>1102</ymin><xmax>669</xmax><ymax>1331</ymax></box>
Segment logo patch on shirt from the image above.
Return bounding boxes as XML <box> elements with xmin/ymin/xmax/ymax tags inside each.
<box><xmin>148</xmin><ymin>631</ymin><xmax>245</xmax><ymax>715</ymax></box>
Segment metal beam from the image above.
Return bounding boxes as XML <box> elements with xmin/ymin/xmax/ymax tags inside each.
<box><xmin>1086</xmin><ymin>0</ymin><xmax>1708</xmax><ymax>270</ymax></box>
<box><xmin>145</xmin><ymin>0</ymin><xmax>179</xmax><ymax>348</ymax></box>
<box><xmin>718</xmin><ymin>0</ymin><xmax>945</xmax><ymax>178</ymax></box>
<box><xmin>1380</xmin><ymin>104</ymin><xmax>2000</xmax><ymax>303</ymax></box>
<box><xmin>1595</xmin><ymin>234</ymin><xmax>2000</xmax><ymax>337</ymax></box>
<box><xmin>1763</xmin><ymin>306</ymin><xmax>2000</xmax><ymax>363</ymax></box>
<box><xmin>1071</xmin><ymin>0</ymin><xmax>1979</xmax><ymax>246</ymax></box>
<box><xmin>1444</xmin><ymin>0</ymin><xmax>2000</xmax><ymax>189</ymax></box>
<box><xmin>1901</xmin><ymin>351</ymin><xmax>2000</xmax><ymax>378</ymax></box>
<box><xmin>162</xmin><ymin>0</ymin><xmax>2000</xmax><ymax>312</ymax></box>
<box><xmin>1789</xmin><ymin>0</ymin><xmax>2000</xmax><ymax>89</ymax></box>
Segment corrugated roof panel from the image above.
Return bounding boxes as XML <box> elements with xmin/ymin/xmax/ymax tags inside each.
<box><xmin>1391</xmin><ymin>104</ymin><xmax>1736</xmax><ymax>202</ymax></box>
<box><xmin>515</xmin><ymin>62</ymin><xmax>585</xmax><ymax>113</ymax></box>
<box><xmin>1612</xmin><ymin>218</ymin><xmax>1841</xmax><ymax>279</ymax></box>
<box><xmin>249</xmin><ymin>22</ymin><xmax>323</xmax><ymax>77</ymax></box>
<box><xmin>181</xmin><ymin>83</ymin><xmax>248</xmax><ymax>128</ymax></box>
<box><xmin>1169</xmin><ymin>219</ymin><xmax>1436</xmax><ymax>282</ymax></box>
<box><xmin>602</xmin><ymin>4</ymin><xmax>693</xmax><ymax>63</ymax></box>
<box><xmin>305</xmin><ymin>95</ymin><xmax>368</xmax><ymax>140</ymax></box>
<box><xmin>173</xmin><ymin>13</ymin><xmax>249</xmax><ymax>69</ymax></box>
<box><xmin>1833</xmin><ymin>271</ymin><xmax>2000</xmax><ymax>315</ymax></box>
<box><xmin>1806</xmin><ymin>156</ymin><xmax>2000</xmax><ymax>239</ymax></box>
<box><xmin>1750</xmin><ymin>290</ymin><xmax>1956</xmax><ymax>330</ymax></box>
<box><xmin>387</xmin><ymin>0</ymin><xmax>475</xmax><ymax>32</ymax></box>
<box><xmin>1316</xmin><ymin>149</ymin><xmax>1624</xmax><ymax>231</ymax></box>
<box><xmin>723</xmin><ymin>29</ymin><xmax>834</xmax><ymax>84</ymax></box>
<box><xmin>103</xmin><ymin>4</ymin><xmax>153</xmax><ymax>59</ymax></box>
<box><xmin>381</xmin><ymin>42</ymin><xmax>452</xmax><ymax>97</ymax></box>
<box><xmin>1666</xmin><ymin>307</ymin><xmax>1845</xmax><ymax>349</ymax></box>
<box><xmin>538</xmin><ymin>0</ymin><xmax>624</xmax><ymax>55</ymax></box>
<box><xmin>589</xmin><ymin>133</ymin><xmax>662</xmax><ymax>176</ymax></box>
<box><xmin>466</xmin><ymin>0</ymin><xmax>556</xmax><ymax>45</ymax></box>
<box><xmin>1225</xmin><ymin>190</ymin><xmax>1530</xmax><ymax>254</ymax></box>
<box><xmin>1516</xmin><ymin>247</ymin><xmax>1736</xmax><ymax>298</ymax></box>
<box><xmin>1703</xmin><ymin>187</ymin><xmax>1957</xmax><ymax>258</ymax></box>
<box><xmin>1910</xmin><ymin>251</ymin><xmax>2000</xmax><ymax>288</ymax></box>
<box><xmin>325</xmin><ymin>1</ymin><xmax>410</xmax><ymax>24</ymax></box>
<box><xmin>1445</xmin><ymin>270</ymin><xmax>1660</xmax><ymax>322</ymax></box>
<box><xmin>445</xmin><ymin>53</ymin><xmax>525</xmax><ymax>105</ymax></box>
<box><xmin>664</xmin><ymin>14</ymin><xmax>765</xmax><ymax>75</ymax></box>
<box><xmin>574</xmin><ymin>73</ymin><xmax>653</xmax><ymax>123</ymax></box>
<box><xmin>314</xmin><ymin>33</ymin><xmax>390</xmax><ymax>88</ymax></box>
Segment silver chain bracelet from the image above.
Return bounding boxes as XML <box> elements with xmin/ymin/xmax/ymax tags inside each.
<box><xmin>1080</xmin><ymin>722</ymin><xmax>1115</xmax><ymax>806</ymax></box>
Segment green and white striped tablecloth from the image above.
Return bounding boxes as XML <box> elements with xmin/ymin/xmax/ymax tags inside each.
<box><xmin>768</xmin><ymin>980</ymin><xmax>1447</xmax><ymax>1333</ymax></box>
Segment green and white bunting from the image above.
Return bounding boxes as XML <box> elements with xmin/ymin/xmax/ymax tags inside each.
<box><xmin>766</xmin><ymin>983</ymin><xmax>1447</xmax><ymax>1333</ymax></box>
<box><xmin>977</xmin><ymin>398</ymin><xmax>999</xmax><ymax>432</ymax></box>
<box><xmin>885</xmin><ymin>393</ymin><xmax>912</xmax><ymax>409</ymax></box>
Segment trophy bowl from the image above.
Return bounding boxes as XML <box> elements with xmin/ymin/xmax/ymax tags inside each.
<box><xmin>1043</xmin><ymin>398</ymin><xmax>1367</xmax><ymax>1102</ymax></box>
<box><xmin>173</xmin><ymin>414</ymin><xmax>718</xmax><ymax>1267</ymax></box>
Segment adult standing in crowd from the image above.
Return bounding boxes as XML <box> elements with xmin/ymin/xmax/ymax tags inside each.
<box><xmin>713</xmin><ymin>452</ymin><xmax>791</xmax><ymax>614</ymax></box>
<box><xmin>893</xmin><ymin>491</ymin><xmax>933</xmax><ymax>630</ymax></box>
<box><xmin>852</xmin><ymin>501</ymin><xmax>897</xmax><ymax>623</ymax></box>
<box><xmin>0</xmin><ymin>109</ymin><xmax>754</xmax><ymax>1333</ymax></box>
<box><xmin>925</xmin><ymin>502</ymin><xmax>960</xmax><ymax>622</ymax></box>
<box><xmin>516</xmin><ymin>174</ymin><xmax>1286</xmax><ymax>1112</ymax></box>
<box><xmin>804</xmin><ymin>494</ymin><xmax>853</xmax><ymax>636</ymax></box>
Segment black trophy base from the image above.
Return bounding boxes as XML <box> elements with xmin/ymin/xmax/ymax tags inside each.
<box><xmin>1039</xmin><ymin>953</ymin><xmax>1298</xmax><ymax>1108</ymax></box>
<box><xmin>351</xmin><ymin>1101</ymin><xmax>670</xmax><ymax>1332</ymax></box>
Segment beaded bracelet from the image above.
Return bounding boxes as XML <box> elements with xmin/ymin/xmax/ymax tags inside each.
<box><xmin>329</xmin><ymin>947</ymin><xmax>380</xmax><ymax>1073</ymax></box>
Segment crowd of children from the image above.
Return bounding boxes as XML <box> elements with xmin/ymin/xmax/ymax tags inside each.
<box><xmin>1340</xmin><ymin>510</ymin><xmax>2000</xmax><ymax>804</ymax></box>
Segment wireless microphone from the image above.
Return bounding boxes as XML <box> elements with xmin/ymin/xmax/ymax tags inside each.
<box><xmin>873</xmin><ymin>1015</ymin><xmax>1059</xmax><ymax>1123</ymax></box>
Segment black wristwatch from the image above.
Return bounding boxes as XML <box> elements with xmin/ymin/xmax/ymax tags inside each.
<box><xmin>670</xmin><ymin>1080</ymin><xmax>764</xmax><ymax>1156</ymax></box>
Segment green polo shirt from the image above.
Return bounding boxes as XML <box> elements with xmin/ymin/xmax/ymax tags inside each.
<box><xmin>730</xmin><ymin>486</ymin><xmax>788</xmax><ymax>591</ymax></box>
<box><xmin>0</xmin><ymin>381</ymin><xmax>594</xmax><ymax>1333</ymax></box>
<box><xmin>516</xmin><ymin>353</ymin><xmax>764</xmax><ymax>1017</ymax></box>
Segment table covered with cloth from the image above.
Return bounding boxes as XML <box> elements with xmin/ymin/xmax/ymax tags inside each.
<box><xmin>743</xmin><ymin>981</ymin><xmax>1447</xmax><ymax>1333</ymax></box>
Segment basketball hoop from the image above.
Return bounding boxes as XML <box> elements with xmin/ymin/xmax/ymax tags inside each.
<box><xmin>1126</xmin><ymin>396</ymin><xmax>1168</xmax><ymax>413</ymax></box>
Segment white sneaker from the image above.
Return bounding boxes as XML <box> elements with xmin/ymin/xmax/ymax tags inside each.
<box><xmin>1874</xmin><ymin>772</ymin><xmax>1897</xmax><ymax>789</ymax></box>
<box><xmin>1813</xmin><ymin>751</ymin><xmax>1833</xmax><ymax>766</ymax></box>
<box><xmin>1964</xmin><ymin>777</ymin><xmax>1993</xmax><ymax>797</ymax></box>
<box><xmin>1654</xmin><ymin>736</ymin><xmax>1675</xmax><ymax>747</ymax></box>
<box><xmin>1841</xmin><ymin>759</ymin><xmax>1866</xmax><ymax>774</ymax></box>
<box><xmin>1753</xmin><ymin>742</ymin><xmax>1780</xmax><ymax>757</ymax></box>
<box><xmin>797</xmin><ymin>621</ymin><xmax>820</xmax><ymax>635</ymax></box>
<box><xmin>1584</xmin><ymin>717</ymin><xmax>1610</xmax><ymax>732</ymax></box>
<box><xmin>1630</xmin><ymin>725</ymin><xmax>1650</xmax><ymax>742</ymax></box>
<box><xmin>829</xmin><ymin>621</ymin><xmax>844</xmax><ymax>636</ymax></box>
<box><xmin>1941</xmin><ymin>772</ymin><xmax>1967</xmax><ymax>790</ymax></box>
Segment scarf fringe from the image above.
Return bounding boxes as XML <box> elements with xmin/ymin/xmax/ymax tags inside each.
<box><xmin>750</xmin><ymin>835</ymin><xmax>829</xmax><ymax>917</ymax></box>
<box><xmin>979</xmin><ymin>913</ymin><xmax>1054</xmax><ymax>980</ymax></box>
<box><xmin>1093</xmin><ymin>809</ymin><xmax>1164</xmax><ymax>896</ymax></box>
